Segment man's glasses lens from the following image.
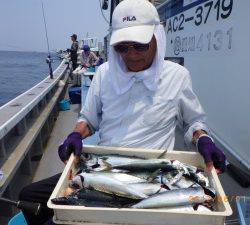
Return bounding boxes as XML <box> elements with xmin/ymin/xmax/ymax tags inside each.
<box><xmin>114</xmin><ymin>45</ymin><xmax>128</xmax><ymax>53</ymax></box>
<box><xmin>114</xmin><ymin>43</ymin><xmax>149</xmax><ymax>53</ymax></box>
<box><xmin>134</xmin><ymin>44</ymin><xmax>149</xmax><ymax>52</ymax></box>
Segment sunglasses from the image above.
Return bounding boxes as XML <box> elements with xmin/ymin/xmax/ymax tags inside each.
<box><xmin>114</xmin><ymin>43</ymin><xmax>150</xmax><ymax>53</ymax></box>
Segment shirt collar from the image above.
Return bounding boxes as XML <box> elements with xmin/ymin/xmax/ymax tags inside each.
<box><xmin>113</xmin><ymin>57</ymin><xmax>158</xmax><ymax>95</ymax></box>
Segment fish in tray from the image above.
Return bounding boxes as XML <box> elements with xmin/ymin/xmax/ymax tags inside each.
<box><xmin>77</xmin><ymin>154</ymin><xmax>204</xmax><ymax>176</ymax></box>
<box><xmin>131</xmin><ymin>187</ymin><xmax>214</xmax><ymax>209</ymax></box>
<box><xmin>100</xmin><ymin>158</ymin><xmax>174</xmax><ymax>172</ymax></box>
<box><xmin>184</xmin><ymin>171</ymin><xmax>210</xmax><ymax>188</ymax></box>
<box><xmin>127</xmin><ymin>182</ymin><xmax>168</xmax><ymax>196</ymax></box>
<box><xmin>51</xmin><ymin>188</ymin><xmax>139</xmax><ymax>208</ymax></box>
<box><xmin>155</xmin><ymin>170</ymin><xmax>198</xmax><ymax>190</ymax></box>
<box><xmin>75</xmin><ymin>154</ymin><xmax>143</xmax><ymax>172</ymax></box>
<box><xmin>171</xmin><ymin>160</ymin><xmax>210</xmax><ymax>187</ymax></box>
<box><xmin>77</xmin><ymin>154</ymin><xmax>175</xmax><ymax>172</ymax></box>
<box><xmin>70</xmin><ymin>171</ymin><xmax>148</xmax><ymax>199</ymax></box>
<box><xmin>67</xmin><ymin>153</ymin><xmax>216</xmax><ymax>210</ymax></box>
<box><xmin>98</xmin><ymin>155</ymin><xmax>144</xmax><ymax>166</ymax></box>
<box><xmin>92</xmin><ymin>157</ymin><xmax>209</xmax><ymax>188</ymax></box>
<box><xmin>72</xmin><ymin>171</ymin><xmax>147</xmax><ymax>185</ymax></box>
<box><xmin>131</xmin><ymin>166</ymin><xmax>208</xmax><ymax>190</ymax></box>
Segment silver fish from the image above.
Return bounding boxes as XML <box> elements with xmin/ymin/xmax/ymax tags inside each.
<box><xmin>71</xmin><ymin>172</ymin><xmax>148</xmax><ymax>199</ymax></box>
<box><xmin>185</xmin><ymin>171</ymin><xmax>210</xmax><ymax>187</ymax></box>
<box><xmin>81</xmin><ymin>154</ymin><xmax>143</xmax><ymax>172</ymax></box>
<box><xmin>157</xmin><ymin>171</ymin><xmax>197</xmax><ymax>189</ymax></box>
<box><xmin>128</xmin><ymin>171</ymin><xmax>153</xmax><ymax>181</ymax></box>
<box><xmin>75</xmin><ymin>154</ymin><xmax>141</xmax><ymax>173</ymax></box>
<box><xmin>51</xmin><ymin>188</ymin><xmax>138</xmax><ymax>207</ymax></box>
<box><xmin>99</xmin><ymin>155</ymin><xmax>142</xmax><ymax>166</ymax></box>
<box><xmin>168</xmin><ymin>170</ymin><xmax>185</xmax><ymax>185</ymax></box>
<box><xmin>171</xmin><ymin>160</ymin><xmax>209</xmax><ymax>187</ymax></box>
<box><xmin>171</xmin><ymin>160</ymin><xmax>190</xmax><ymax>174</ymax></box>
<box><xmin>127</xmin><ymin>183</ymin><xmax>167</xmax><ymax>196</ymax></box>
<box><xmin>174</xmin><ymin>177</ymin><xmax>199</xmax><ymax>189</ymax></box>
<box><xmin>102</xmin><ymin>158</ymin><xmax>173</xmax><ymax>171</ymax></box>
<box><xmin>131</xmin><ymin>187</ymin><xmax>213</xmax><ymax>209</ymax></box>
<box><xmin>95</xmin><ymin>172</ymin><xmax>147</xmax><ymax>184</ymax></box>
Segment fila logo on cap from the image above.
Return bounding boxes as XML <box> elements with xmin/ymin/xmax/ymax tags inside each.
<box><xmin>122</xmin><ymin>16</ymin><xmax>136</xmax><ymax>22</ymax></box>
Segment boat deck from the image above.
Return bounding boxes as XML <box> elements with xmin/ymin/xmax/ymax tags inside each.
<box><xmin>33</xmin><ymin>80</ymin><xmax>250</xmax><ymax>225</ymax></box>
<box><xmin>33</xmin><ymin>84</ymin><xmax>99</xmax><ymax>182</ymax></box>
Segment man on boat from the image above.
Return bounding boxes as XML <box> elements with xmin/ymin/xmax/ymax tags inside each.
<box><xmin>61</xmin><ymin>0</ymin><xmax>225</xmax><ymax>171</ymax></box>
<box><xmin>73</xmin><ymin>44</ymin><xmax>100</xmax><ymax>72</ymax></box>
<box><xmin>68</xmin><ymin>34</ymin><xmax>79</xmax><ymax>70</ymax></box>
<box><xmin>72</xmin><ymin>45</ymin><xmax>99</xmax><ymax>85</ymax></box>
<box><xmin>19</xmin><ymin>0</ymin><xmax>226</xmax><ymax>224</ymax></box>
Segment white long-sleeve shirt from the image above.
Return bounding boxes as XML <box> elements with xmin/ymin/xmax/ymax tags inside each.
<box><xmin>78</xmin><ymin>60</ymin><xmax>210</xmax><ymax>151</ymax></box>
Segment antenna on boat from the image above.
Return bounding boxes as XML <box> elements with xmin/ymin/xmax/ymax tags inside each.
<box><xmin>99</xmin><ymin>0</ymin><xmax>110</xmax><ymax>24</ymax></box>
<box><xmin>102</xmin><ymin>0</ymin><xmax>109</xmax><ymax>10</ymax></box>
<box><xmin>41</xmin><ymin>0</ymin><xmax>53</xmax><ymax>79</ymax></box>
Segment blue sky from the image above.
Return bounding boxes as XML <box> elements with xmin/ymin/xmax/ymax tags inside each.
<box><xmin>0</xmin><ymin>0</ymin><xmax>110</xmax><ymax>52</ymax></box>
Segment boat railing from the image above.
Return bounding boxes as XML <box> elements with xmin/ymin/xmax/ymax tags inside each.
<box><xmin>0</xmin><ymin>59</ymin><xmax>70</xmax><ymax>217</ymax></box>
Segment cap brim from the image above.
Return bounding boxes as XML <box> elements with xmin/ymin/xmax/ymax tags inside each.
<box><xmin>110</xmin><ymin>25</ymin><xmax>155</xmax><ymax>46</ymax></box>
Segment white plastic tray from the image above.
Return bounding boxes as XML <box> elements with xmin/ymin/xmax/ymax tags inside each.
<box><xmin>48</xmin><ymin>145</ymin><xmax>232</xmax><ymax>225</ymax></box>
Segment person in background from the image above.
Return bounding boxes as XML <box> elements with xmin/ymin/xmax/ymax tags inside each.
<box><xmin>71</xmin><ymin>45</ymin><xmax>100</xmax><ymax>85</ymax></box>
<box><xmin>80</xmin><ymin>45</ymin><xmax>99</xmax><ymax>68</ymax></box>
<box><xmin>80</xmin><ymin>45</ymin><xmax>99</xmax><ymax>81</ymax></box>
<box><xmin>19</xmin><ymin>0</ymin><xmax>226</xmax><ymax>224</ymax></box>
<box><xmin>68</xmin><ymin>34</ymin><xmax>79</xmax><ymax>70</ymax></box>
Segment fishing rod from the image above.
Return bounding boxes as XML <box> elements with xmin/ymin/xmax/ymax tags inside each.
<box><xmin>41</xmin><ymin>0</ymin><xmax>53</xmax><ymax>79</ymax></box>
<box><xmin>0</xmin><ymin>197</ymin><xmax>42</xmax><ymax>216</ymax></box>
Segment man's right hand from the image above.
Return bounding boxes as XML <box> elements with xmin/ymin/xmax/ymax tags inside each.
<box><xmin>58</xmin><ymin>132</ymin><xmax>83</xmax><ymax>162</ymax></box>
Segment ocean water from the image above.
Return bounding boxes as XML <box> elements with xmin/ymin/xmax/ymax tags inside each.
<box><xmin>0</xmin><ymin>51</ymin><xmax>61</xmax><ymax>106</ymax></box>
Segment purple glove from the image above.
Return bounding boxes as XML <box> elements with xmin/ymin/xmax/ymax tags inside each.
<box><xmin>197</xmin><ymin>136</ymin><xmax>226</xmax><ymax>173</ymax></box>
<box><xmin>58</xmin><ymin>132</ymin><xmax>83</xmax><ymax>162</ymax></box>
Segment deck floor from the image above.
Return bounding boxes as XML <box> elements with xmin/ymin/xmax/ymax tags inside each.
<box><xmin>33</xmin><ymin>85</ymin><xmax>99</xmax><ymax>182</ymax></box>
<box><xmin>33</xmin><ymin>83</ymin><xmax>250</xmax><ymax>225</ymax></box>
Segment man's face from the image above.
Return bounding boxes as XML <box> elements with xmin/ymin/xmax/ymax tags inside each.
<box><xmin>114</xmin><ymin>36</ymin><xmax>157</xmax><ymax>72</ymax></box>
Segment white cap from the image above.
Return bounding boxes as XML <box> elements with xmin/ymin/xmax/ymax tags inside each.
<box><xmin>110</xmin><ymin>0</ymin><xmax>160</xmax><ymax>46</ymax></box>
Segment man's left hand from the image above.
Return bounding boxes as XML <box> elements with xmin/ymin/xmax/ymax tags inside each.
<box><xmin>197</xmin><ymin>136</ymin><xmax>226</xmax><ymax>173</ymax></box>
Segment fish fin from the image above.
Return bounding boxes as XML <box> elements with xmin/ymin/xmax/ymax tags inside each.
<box><xmin>101</xmin><ymin>159</ymin><xmax>113</xmax><ymax>171</ymax></box>
<box><xmin>69</xmin><ymin>181</ymin><xmax>81</xmax><ymax>189</ymax></box>
<box><xmin>147</xmin><ymin>169</ymin><xmax>161</xmax><ymax>182</ymax></box>
<box><xmin>91</xmin><ymin>163</ymin><xmax>101</xmax><ymax>169</ymax></box>
<box><xmin>169</xmin><ymin>170</ymin><xmax>184</xmax><ymax>185</ymax></box>
<box><xmin>203</xmin><ymin>186</ymin><xmax>216</xmax><ymax>199</ymax></box>
<box><xmin>154</xmin><ymin>187</ymin><xmax>164</xmax><ymax>195</ymax></box>
<box><xmin>193</xmin><ymin>204</ymin><xmax>199</xmax><ymax>210</ymax></box>
<box><xmin>79</xmin><ymin>175</ymin><xmax>85</xmax><ymax>187</ymax></box>
<box><xmin>100</xmin><ymin>156</ymin><xmax>108</xmax><ymax>160</ymax></box>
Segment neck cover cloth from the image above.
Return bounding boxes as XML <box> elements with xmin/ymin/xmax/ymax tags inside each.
<box><xmin>108</xmin><ymin>24</ymin><xmax>166</xmax><ymax>95</ymax></box>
